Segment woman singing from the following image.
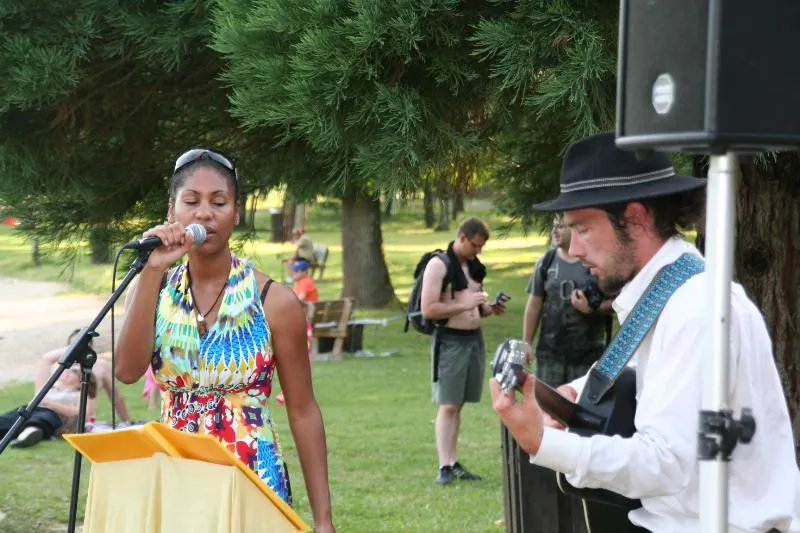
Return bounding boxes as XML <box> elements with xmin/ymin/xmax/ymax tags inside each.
<box><xmin>115</xmin><ymin>148</ymin><xmax>335</xmax><ymax>532</ymax></box>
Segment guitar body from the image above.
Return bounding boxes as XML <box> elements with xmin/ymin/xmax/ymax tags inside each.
<box><xmin>554</xmin><ymin>367</ymin><xmax>643</xmax><ymax>533</ymax></box>
<box><xmin>492</xmin><ymin>341</ymin><xmax>647</xmax><ymax>533</ymax></box>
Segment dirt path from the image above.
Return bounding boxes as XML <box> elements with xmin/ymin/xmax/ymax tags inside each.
<box><xmin>0</xmin><ymin>277</ymin><xmax>125</xmax><ymax>386</ymax></box>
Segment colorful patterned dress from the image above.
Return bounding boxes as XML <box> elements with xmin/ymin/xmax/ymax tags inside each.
<box><xmin>151</xmin><ymin>254</ymin><xmax>291</xmax><ymax>504</ymax></box>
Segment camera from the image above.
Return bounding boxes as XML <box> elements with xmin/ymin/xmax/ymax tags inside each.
<box><xmin>580</xmin><ymin>279</ymin><xmax>605</xmax><ymax>311</ymax></box>
<box><xmin>494</xmin><ymin>291</ymin><xmax>511</xmax><ymax>306</ymax></box>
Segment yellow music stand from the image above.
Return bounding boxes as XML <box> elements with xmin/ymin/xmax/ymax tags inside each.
<box><xmin>64</xmin><ymin>422</ymin><xmax>311</xmax><ymax>533</ymax></box>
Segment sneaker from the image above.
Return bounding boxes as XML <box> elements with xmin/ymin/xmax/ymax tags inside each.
<box><xmin>10</xmin><ymin>427</ymin><xmax>44</xmax><ymax>449</ymax></box>
<box><xmin>435</xmin><ymin>465</ymin><xmax>456</xmax><ymax>485</ymax></box>
<box><xmin>451</xmin><ymin>461</ymin><xmax>482</xmax><ymax>481</ymax></box>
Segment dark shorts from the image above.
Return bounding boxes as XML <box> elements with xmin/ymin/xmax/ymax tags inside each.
<box><xmin>431</xmin><ymin>327</ymin><xmax>485</xmax><ymax>404</ymax></box>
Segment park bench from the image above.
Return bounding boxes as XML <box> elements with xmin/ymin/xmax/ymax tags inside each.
<box><xmin>306</xmin><ymin>298</ymin><xmax>354</xmax><ymax>358</ymax></box>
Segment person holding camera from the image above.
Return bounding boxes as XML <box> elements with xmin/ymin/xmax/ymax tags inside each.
<box><xmin>420</xmin><ymin>216</ymin><xmax>507</xmax><ymax>485</ymax></box>
<box><xmin>523</xmin><ymin>213</ymin><xmax>614</xmax><ymax>387</ymax></box>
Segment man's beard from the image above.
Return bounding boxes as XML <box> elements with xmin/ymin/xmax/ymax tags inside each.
<box><xmin>597</xmin><ymin>233</ymin><xmax>636</xmax><ymax>296</ymax></box>
<box><xmin>598</xmin><ymin>274</ymin><xmax>629</xmax><ymax>296</ymax></box>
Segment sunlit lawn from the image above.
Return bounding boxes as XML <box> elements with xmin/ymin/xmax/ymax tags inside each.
<box><xmin>0</xmin><ymin>200</ymin><xmax>548</xmax><ymax>532</ymax></box>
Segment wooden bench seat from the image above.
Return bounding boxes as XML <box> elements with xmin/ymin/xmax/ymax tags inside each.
<box><xmin>305</xmin><ymin>298</ymin><xmax>354</xmax><ymax>357</ymax></box>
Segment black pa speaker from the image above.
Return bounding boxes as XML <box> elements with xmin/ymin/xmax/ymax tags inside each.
<box><xmin>616</xmin><ymin>0</ymin><xmax>800</xmax><ymax>154</ymax></box>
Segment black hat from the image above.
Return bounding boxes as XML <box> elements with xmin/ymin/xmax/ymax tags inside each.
<box><xmin>534</xmin><ymin>132</ymin><xmax>706</xmax><ymax>212</ymax></box>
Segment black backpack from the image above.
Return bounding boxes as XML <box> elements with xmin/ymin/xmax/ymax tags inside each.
<box><xmin>404</xmin><ymin>250</ymin><xmax>452</xmax><ymax>335</ymax></box>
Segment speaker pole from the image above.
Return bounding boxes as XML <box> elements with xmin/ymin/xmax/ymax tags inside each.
<box><xmin>697</xmin><ymin>153</ymin><xmax>756</xmax><ymax>533</ymax></box>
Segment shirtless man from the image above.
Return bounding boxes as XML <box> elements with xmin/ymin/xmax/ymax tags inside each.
<box><xmin>420</xmin><ymin>216</ymin><xmax>507</xmax><ymax>485</ymax></box>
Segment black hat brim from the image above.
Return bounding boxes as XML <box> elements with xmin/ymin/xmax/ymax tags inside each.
<box><xmin>533</xmin><ymin>174</ymin><xmax>706</xmax><ymax>212</ymax></box>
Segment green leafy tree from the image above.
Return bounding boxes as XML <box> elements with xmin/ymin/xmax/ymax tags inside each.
<box><xmin>212</xmin><ymin>0</ymin><xmax>504</xmax><ymax>306</ymax></box>
<box><xmin>0</xmin><ymin>0</ymin><xmax>279</xmax><ymax>262</ymax></box>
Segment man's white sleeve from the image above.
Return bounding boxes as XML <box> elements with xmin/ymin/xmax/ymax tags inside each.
<box><xmin>531</xmin><ymin>310</ymin><xmax>705</xmax><ymax>499</ymax></box>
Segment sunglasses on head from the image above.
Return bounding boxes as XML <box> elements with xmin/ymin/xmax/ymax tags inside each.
<box><xmin>173</xmin><ymin>148</ymin><xmax>238</xmax><ymax>181</ymax></box>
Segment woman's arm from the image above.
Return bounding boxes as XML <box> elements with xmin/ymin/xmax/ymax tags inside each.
<box><xmin>115</xmin><ymin>223</ymin><xmax>197</xmax><ymax>383</ymax></box>
<box><xmin>262</xmin><ymin>276</ymin><xmax>335</xmax><ymax>533</ymax></box>
<box><xmin>114</xmin><ymin>269</ymin><xmax>164</xmax><ymax>384</ymax></box>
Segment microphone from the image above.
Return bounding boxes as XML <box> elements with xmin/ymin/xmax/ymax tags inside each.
<box><xmin>122</xmin><ymin>223</ymin><xmax>207</xmax><ymax>252</ymax></box>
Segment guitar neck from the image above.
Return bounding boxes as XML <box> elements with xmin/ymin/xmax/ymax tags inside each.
<box><xmin>534</xmin><ymin>379</ymin><xmax>605</xmax><ymax>433</ymax></box>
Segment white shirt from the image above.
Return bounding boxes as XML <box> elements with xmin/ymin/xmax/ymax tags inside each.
<box><xmin>531</xmin><ymin>237</ymin><xmax>800</xmax><ymax>533</ymax></box>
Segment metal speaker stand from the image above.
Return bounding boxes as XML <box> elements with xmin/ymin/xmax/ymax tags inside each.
<box><xmin>697</xmin><ymin>153</ymin><xmax>756</xmax><ymax>533</ymax></box>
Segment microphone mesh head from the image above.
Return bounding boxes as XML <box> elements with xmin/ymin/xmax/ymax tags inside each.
<box><xmin>186</xmin><ymin>224</ymin><xmax>207</xmax><ymax>246</ymax></box>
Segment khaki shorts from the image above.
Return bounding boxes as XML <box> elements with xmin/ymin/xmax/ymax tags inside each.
<box><xmin>431</xmin><ymin>327</ymin><xmax>485</xmax><ymax>404</ymax></box>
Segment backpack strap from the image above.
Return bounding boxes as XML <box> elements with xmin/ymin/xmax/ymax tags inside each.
<box><xmin>433</xmin><ymin>251</ymin><xmax>454</xmax><ymax>298</ymax></box>
<box><xmin>539</xmin><ymin>247</ymin><xmax>558</xmax><ymax>289</ymax></box>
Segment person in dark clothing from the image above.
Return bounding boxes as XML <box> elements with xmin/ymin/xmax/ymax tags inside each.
<box><xmin>1</xmin><ymin>357</ymin><xmax>98</xmax><ymax>448</ymax></box>
<box><xmin>523</xmin><ymin>213</ymin><xmax>614</xmax><ymax>387</ymax></box>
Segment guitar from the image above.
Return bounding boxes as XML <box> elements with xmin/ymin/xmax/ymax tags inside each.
<box><xmin>492</xmin><ymin>339</ymin><xmax>642</xmax><ymax>533</ymax></box>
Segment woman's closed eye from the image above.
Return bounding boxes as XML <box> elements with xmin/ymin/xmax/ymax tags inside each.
<box><xmin>182</xmin><ymin>200</ymin><xmax>226</xmax><ymax>207</ymax></box>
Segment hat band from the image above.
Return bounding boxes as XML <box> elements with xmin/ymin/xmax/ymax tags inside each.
<box><xmin>561</xmin><ymin>167</ymin><xmax>675</xmax><ymax>193</ymax></box>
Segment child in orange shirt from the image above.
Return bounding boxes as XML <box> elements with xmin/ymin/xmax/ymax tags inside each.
<box><xmin>290</xmin><ymin>260</ymin><xmax>319</xmax><ymax>303</ymax></box>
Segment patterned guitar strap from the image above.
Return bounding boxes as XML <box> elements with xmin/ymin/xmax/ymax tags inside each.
<box><xmin>583</xmin><ymin>253</ymin><xmax>705</xmax><ymax>406</ymax></box>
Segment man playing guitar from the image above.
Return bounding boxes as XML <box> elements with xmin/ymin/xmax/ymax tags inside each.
<box><xmin>491</xmin><ymin>132</ymin><xmax>799</xmax><ymax>533</ymax></box>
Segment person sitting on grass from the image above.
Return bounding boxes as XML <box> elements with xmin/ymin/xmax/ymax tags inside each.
<box><xmin>38</xmin><ymin>329</ymin><xmax>132</xmax><ymax>423</ymax></box>
<box><xmin>0</xmin><ymin>358</ymin><xmax>98</xmax><ymax>448</ymax></box>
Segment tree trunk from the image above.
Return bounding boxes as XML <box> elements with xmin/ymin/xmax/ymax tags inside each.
<box><xmin>293</xmin><ymin>203</ymin><xmax>306</xmax><ymax>231</ymax></box>
<box><xmin>89</xmin><ymin>226</ymin><xmax>111</xmax><ymax>264</ymax></box>
<box><xmin>32</xmin><ymin>238</ymin><xmax>40</xmax><ymax>267</ymax></box>
<box><xmin>281</xmin><ymin>197</ymin><xmax>296</xmax><ymax>242</ymax></box>
<box><xmin>452</xmin><ymin>189</ymin><xmax>464</xmax><ymax>221</ymax></box>
<box><xmin>237</xmin><ymin>191</ymin><xmax>248</xmax><ymax>229</ymax></box>
<box><xmin>383</xmin><ymin>195</ymin><xmax>393</xmax><ymax>219</ymax></box>
<box><xmin>736</xmin><ymin>157</ymin><xmax>800</xmax><ymax>459</ymax></box>
<box><xmin>434</xmin><ymin>197</ymin><xmax>450</xmax><ymax>232</ymax></box>
<box><xmin>341</xmin><ymin>187</ymin><xmax>396</xmax><ymax>307</ymax></box>
<box><xmin>423</xmin><ymin>184</ymin><xmax>435</xmax><ymax>228</ymax></box>
<box><xmin>247</xmin><ymin>193</ymin><xmax>258</xmax><ymax>229</ymax></box>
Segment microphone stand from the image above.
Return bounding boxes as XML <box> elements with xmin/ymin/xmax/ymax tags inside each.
<box><xmin>0</xmin><ymin>249</ymin><xmax>152</xmax><ymax>533</ymax></box>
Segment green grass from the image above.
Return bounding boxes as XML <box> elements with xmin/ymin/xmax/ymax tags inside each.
<box><xmin>0</xmin><ymin>200</ymin><xmax>549</xmax><ymax>532</ymax></box>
